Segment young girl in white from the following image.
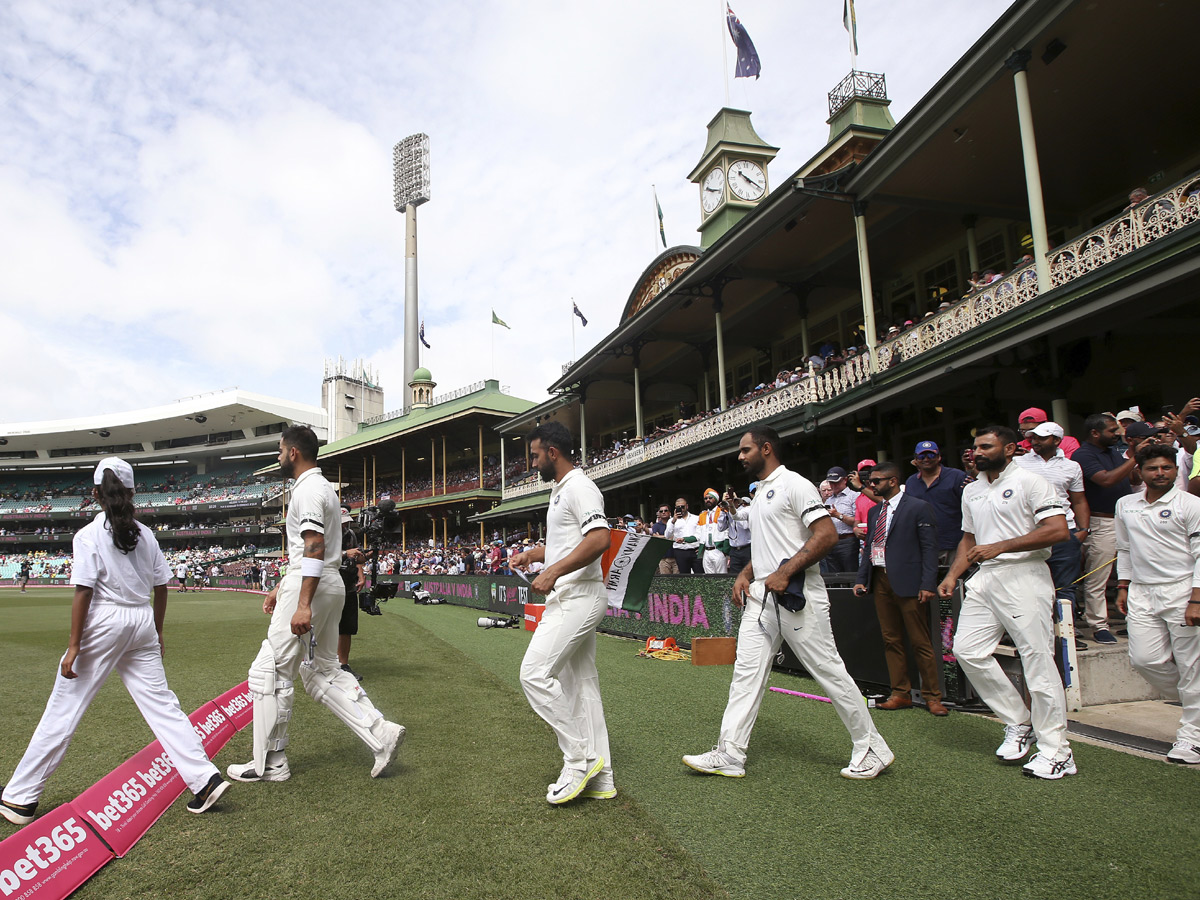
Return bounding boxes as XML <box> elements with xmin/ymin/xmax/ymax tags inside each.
<box><xmin>1</xmin><ymin>458</ymin><xmax>229</xmax><ymax>826</ymax></box>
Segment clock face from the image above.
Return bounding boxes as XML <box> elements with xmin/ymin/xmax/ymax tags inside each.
<box><xmin>728</xmin><ymin>159</ymin><xmax>766</xmax><ymax>201</ymax></box>
<box><xmin>701</xmin><ymin>166</ymin><xmax>725</xmax><ymax>213</ymax></box>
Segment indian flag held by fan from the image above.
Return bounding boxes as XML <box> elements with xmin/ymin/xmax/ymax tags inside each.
<box><xmin>600</xmin><ymin>530</ymin><xmax>670</xmax><ymax>616</ymax></box>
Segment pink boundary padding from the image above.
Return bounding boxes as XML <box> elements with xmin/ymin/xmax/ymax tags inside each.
<box><xmin>0</xmin><ymin>681</ymin><xmax>250</xmax><ymax>899</ymax></box>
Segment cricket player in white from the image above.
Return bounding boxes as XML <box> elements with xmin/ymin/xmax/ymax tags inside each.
<box><xmin>510</xmin><ymin>422</ymin><xmax>614</xmax><ymax>804</ymax></box>
<box><xmin>683</xmin><ymin>426</ymin><xmax>894</xmax><ymax>780</ymax></box>
<box><xmin>1</xmin><ymin>458</ymin><xmax>228</xmax><ymax>826</ymax></box>
<box><xmin>1115</xmin><ymin>443</ymin><xmax>1200</xmax><ymax>764</ymax></box>
<box><xmin>227</xmin><ymin>426</ymin><xmax>404</xmax><ymax>783</ymax></box>
<box><xmin>938</xmin><ymin>426</ymin><xmax>1074</xmax><ymax>779</ymax></box>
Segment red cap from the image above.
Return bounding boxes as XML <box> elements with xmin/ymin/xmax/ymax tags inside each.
<box><xmin>856</xmin><ymin>458</ymin><xmax>877</xmax><ymax>471</ymax></box>
<box><xmin>1018</xmin><ymin>407</ymin><xmax>1047</xmax><ymax>424</ymax></box>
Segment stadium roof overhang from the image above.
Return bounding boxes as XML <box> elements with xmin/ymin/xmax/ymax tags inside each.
<box><xmin>0</xmin><ymin>389</ymin><xmax>326</xmax><ymax>471</ymax></box>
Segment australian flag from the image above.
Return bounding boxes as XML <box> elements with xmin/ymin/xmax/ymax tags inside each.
<box><xmin>573</xmin><ymin>302</ymin><xmax>588</xmax><ymax>327</ymax></box>
<box><xmin>419</xmin><ymin>319</ymin><xmax>431</xmax><ymax>349</ymax></box>
<box><xmin>726</xmin><ymin>4</ymin><xmax>761</xmax><ymax>80</ymax></box>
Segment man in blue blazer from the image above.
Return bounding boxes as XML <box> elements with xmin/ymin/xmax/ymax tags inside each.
<box><xmin>854</xmin><ymin>462</ymin><xmax>948</xmax><ymax>715</ymax></box>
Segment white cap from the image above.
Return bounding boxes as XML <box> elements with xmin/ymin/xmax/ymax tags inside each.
<box><xmin>1115</xmin><ymin>408</ymin><xmax>1143</xmax><ymax>423</ymax></box>
<box><xmin>94</xmin><ymin>457</ymin><xmax>135</xmax><ymax>490</ymax></box>
<box><xmin>1029</xmin><ymin>421</ymin><xmax>1064</xmax><ymax>439</ymax></box>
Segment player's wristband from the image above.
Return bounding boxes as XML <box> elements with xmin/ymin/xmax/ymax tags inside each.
<box><xmin>300</xmin><ymin>557</ymin><xmax>324</xmax><ymax>578</ymax></box>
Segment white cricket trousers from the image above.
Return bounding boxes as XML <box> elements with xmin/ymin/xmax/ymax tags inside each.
<box><xmin>702</xmin><ymin>549</ymin><xmax>729</xmax><ymax>574</ymax></box>
<box><xmin>719</xmin><ymin>586</ymin><xmax>887</xmax><ymax>764</ymax></box>
<box><xmin>519</xmin><ymin>582</ymin><xmax>612</xmax><ymax>772</ymax></box>
<box><xmin>953</xmin><ymin>561</ymin><xmax>1070</xmax><ymax>759</ymax></box>
<box><xmin>1125</xmin><ymin>578</ymin><xmax>1200</xmax><ymax>746</ymax></box>
<box><xmin>3</xmin><ymin>603</ymin><xmax>218</xmax><ymax>806</ymax></box>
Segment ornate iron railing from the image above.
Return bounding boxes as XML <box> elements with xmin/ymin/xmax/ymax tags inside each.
<box><xmin>499</xmin><ymin>173</ymin><xmax>1200</xmax><ymax>504</ymax></box>
<box><xmin>828</xmin><ymin>70</ymin><xmax>887</xmax><ymax>119</ymax></box>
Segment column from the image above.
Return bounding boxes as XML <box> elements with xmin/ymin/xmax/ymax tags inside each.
<box><xmin>579</xmin><ymin>394</ymin><xmax>588</xmax><ymax>467</ymax></box>
<box><xmin>852</xmin><ymin>200</ymin><xmax>880</xmax><ymax>370</ymax></box>
<box><xmin>479</xmin><ymin>521</ymin><xmax>484</xmax><ymax>545</ymax></box>
<box><xmin>442</xmin><ymin>435</ymin><xmax>447</xmax><ymax>496</ymax></box>
<box><xmin>337</xmin><ymin>464</ymin><xmax>342</xmax><ymax>506</ymax></box>
<box><xmin>362</xmin><ymin>457</ymin><xmax>367</xmax><ymax>505</ymax></box>
<box><xmin>714</xmin><ymin>302</ymin><xmax>728</xmax><ymax>410</ymax></box>
<box><xmin>401</xmin><ymin>446</ymin><xmax>406</xmax><ymax>502</ymax></box>
<box><xmin>500</xmin><ymin>435</ymin><xmax>506</xmax><ymax>493</ymax></box>
<box><xmin>633</xmin><ymin>364</ymin><xmax>644</xmax><ymax>440</ymax></box>
<box><xmin>430</xmin><ymin>436</ymin><xmax>436</xmax><ymax>496</ymax></box>
<box><xmin>1006</xmin><ymin>49</ymin><xmax>1052</xmax><ymax>294</ymax></box>
<box><xmin>371</xmin><ymin>455</ymin><xmax>376</xmax><ymax>507</ymax></box>
<box><xmin>963</xmin><ymin>214</ymin><xmax>980</xmax><ymax>274</ymax></box>
<box><xmin>478</xmin><ymin>425</ymin><xmax>484</xmax><ymax>487</ymax></box>
<box><xmin>800</xmin><ymin>318</ymin><xmax>810</xmax><ymax>360</ymax></box>
<box><xmin>703</xmin><ymin>369</ymin><xmax>711</xmax><ymax>411</ymax></box>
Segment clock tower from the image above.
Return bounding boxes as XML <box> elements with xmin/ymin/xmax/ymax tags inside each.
<box><xmin>688</xmin><ymin>107</ymin><xmax>779</xmax><ymax>248</ymax></box>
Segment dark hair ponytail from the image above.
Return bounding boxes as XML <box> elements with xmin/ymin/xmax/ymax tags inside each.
<box><xmin>97</xmin><ymin>469</ymin><xmax>140</xmax><ymax>554</ymax></box>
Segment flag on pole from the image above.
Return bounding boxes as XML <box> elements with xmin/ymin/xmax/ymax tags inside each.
<box><xmin>725</xmin><ymin>4</ymin><xmax>761</xmax><ymax>80</ymax></box>
<box><xmin>600</xmin><ymin>530</ymin><xmax>671</xmax><ymax>615</ymax></box>
<box><xmin>654</xmin><ymin>187</ymin><xmax>667</xmax><ymax>248</ymax></box>
<box><xmin>572</xmin><ymin>302</ymin><xmax>588</xmax><ymax>327</ymax></box>
<box><xmin>491</xmin><ymin>309</ymin><xmax>511</xmax><ymax>329</ymax></box>
<box><xmin>419</xmin><ymin>319</ymin><xmax>431</xmax><ymax>349</ymax></box>
<box><xmin>843</xmin><ymin>0</ymin><xmax>858</xmax><ymax>57</ymax></box>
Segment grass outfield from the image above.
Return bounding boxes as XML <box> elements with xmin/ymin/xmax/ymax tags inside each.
<box><xmin>0</xmin><ymin>588</ymin><xmax>1196</xmax><ymax>900</ymax></box>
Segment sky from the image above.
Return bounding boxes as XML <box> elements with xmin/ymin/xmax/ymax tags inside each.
<box><xmin>0</xmin><ymin>0</ymin><xmax>1015</xmax><ymax>424</ymax></box>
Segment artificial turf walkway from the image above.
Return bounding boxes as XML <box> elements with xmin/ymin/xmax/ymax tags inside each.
<box><xmin>1</xmin><ymin>588</ymin><xmax>1197</xmax><ymax>900</ymax></box>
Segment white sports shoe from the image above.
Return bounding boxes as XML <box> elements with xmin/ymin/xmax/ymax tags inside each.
<box><xmin>1166</xmin><ymin>740</ymin><xmax>1200</xmax><ymax>765</ymax></box>
<box><xmin>227</xmin><ymin>759</ymin><xmax>291</xmax><ymax>783</ymax></box>
<box><xmin>546</xmin><ymin>756</ymin><xmax>605</xmax><ymax>804</ymax></box>
<box><xmin>996</xmin><ymin>724</ymin><xmax>1035</xmax><ymax>762</ymax></box>
<box><xmin>1022</xmin><ymin>751</ymin><xmax>1077</xmax><ymax>780</ymax></box>
<box><xmin>840</xmin><ymin>746</ymin><xmax>895</xmax><ymax>780</ymax></box>
<box><xmin>682</xmin><ymin>746</ymin><xmax>745</xmax><ymax>777</ymax></box>
<box><xmin>371</xmin><ymin>722</ymin><xmax>406</xmax><ymax>778</ymax></box>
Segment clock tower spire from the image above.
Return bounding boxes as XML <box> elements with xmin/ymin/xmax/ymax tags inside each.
<box><xmin>688</xmin><ymin>108</ymin><xmax>778</xmax><ymax>248</ymax></box>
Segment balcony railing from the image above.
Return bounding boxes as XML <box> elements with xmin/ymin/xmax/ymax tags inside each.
<box><xmin>497</xmin><ymin>174</ymin><xmax>1200</xmax><ymax>504</ymax></box>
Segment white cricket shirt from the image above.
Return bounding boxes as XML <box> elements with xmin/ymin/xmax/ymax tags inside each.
<box><xmin>747</xmin><ymin>464</ymin><xmax>831</xmax><ymax>596</ymax></box>
<box><xmin>1014</xmin><ymin>449</ymin><xmax>1084</xmax><ymax>529</ymax></box>
<box><xmin>1115</xmin><ymin>486</ymin><xmax>1200</xmax><ymax>587</ymax></box>
<box><xmin>961</xmin><ymin>462</ymin><xmax>1064</xmax><ymax>565</ymax></box>
<box><xmin>286</xmin><ymin>467</ymin><xmax>342</xmax><ymax>572</ymax></box>
<box><xmin>545</xmin><ymin>467</ymin><xmax>608</xmax><ymax>589</ymax></box>
<box><xmin>71</xmin><ymin>513</ymin><xmax>172</xmax><ymax>607</ymax></box>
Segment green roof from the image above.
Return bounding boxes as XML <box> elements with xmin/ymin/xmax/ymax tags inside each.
<box><xmin>412</xmin><ymin>367</ymin><xmax>433</xmax><ymax>382</ymax></box>
<box><xmin>469</xmin><ymin>490</ymin><xmax>550</xmax><ymax>522</ymax></box>
<box><xmin>319</xmin><ymin>380</ymin><xmax>536</xmax><ymax>461</ymax></box>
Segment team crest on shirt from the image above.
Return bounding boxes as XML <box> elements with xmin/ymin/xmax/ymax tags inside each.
<box><xmin>766</xmin><ymin>489</ymin><xmax>775</xmax><ymax>500</ymax></box>
<box><xmin>1160</xmin><ymin>509</ymin><xmax>1172</xmax><ymax>519</ymax></box>
<box><xmin>553</xmin><ymin>495</ymin><xmax>561</xmax><ymax>505</ymax></box>
<box><xmin>1002</xmin><ymin>489</ymin><xmax>1014</xmax><ymax>499</ymax></box>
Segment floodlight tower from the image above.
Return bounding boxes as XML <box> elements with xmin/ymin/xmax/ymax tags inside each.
<box><xmin>393</xmin><ymin>133</ymin><xmax>431</xmax><ymax>407</ymax></box>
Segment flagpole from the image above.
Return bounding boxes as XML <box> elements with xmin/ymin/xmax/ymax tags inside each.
<box><xmin>491</xmin><ymin>322</ymin><xmax>495</xmax><ymax>379</ymax></box>
<box><xmin>571</xmin><ymin>299</ymin><xmax>576</xmax><ymax>363</ymax></box>
<box><xmin>652</xmin><ymin>186</ymin><xmax>658</xmax><ymax>256</ymax></box>
<box><xmin>721</xmin><ymin>0</ymin><xmax>730</xmax><ymax>105</ymax></box>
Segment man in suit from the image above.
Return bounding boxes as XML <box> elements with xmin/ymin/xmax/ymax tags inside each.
<box><xmin>854</xmin><ymin>462</ymin><xmax>948</xmax><ymax>716</ymax></box>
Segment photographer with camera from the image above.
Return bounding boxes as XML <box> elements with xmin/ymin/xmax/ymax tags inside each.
<box><xmin>337</xmin><ymin>507</ymin><xmax>368</xmax><ymax>680</ymax></box>
<box><xmin>664</xmin><ymin>497</ymin><xmax>702</xmax><ymax>574</ymax></box>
